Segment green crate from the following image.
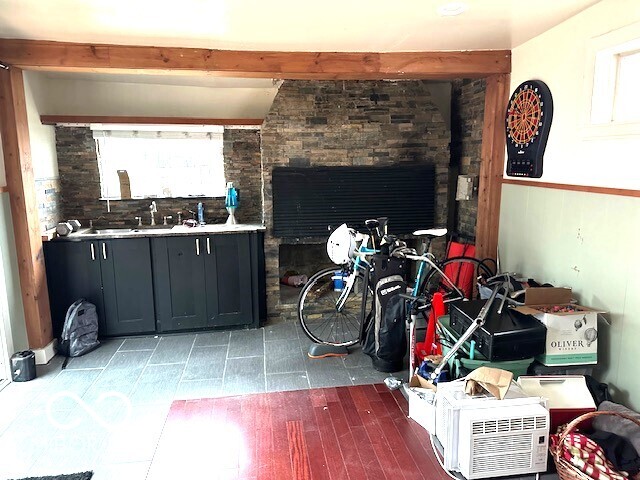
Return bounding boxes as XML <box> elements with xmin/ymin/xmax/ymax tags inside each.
<box><xmin>438</xmin><ymin>315</ymin><xmax>533</xmax><ymax>379</ymax></box>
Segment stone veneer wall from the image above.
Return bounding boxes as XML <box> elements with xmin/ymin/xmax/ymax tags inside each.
<box><xmin>451</xmin><ymin>79</ymin><xmax>486</xmax><ymax>240</ymax></box>
<box><xmin>35</xmin><ymin>177</ymin><xmax>62</xmax><ymax>231</ymax></box>
<box><xmin>261</xmin><ymin>80</ymin><xmax>451</xmax><ymax>321</ymax></box>
<box><xmin>55</xmin><ymin>127</ymin><xmax>262</xmax><ymax>227</ymax></box>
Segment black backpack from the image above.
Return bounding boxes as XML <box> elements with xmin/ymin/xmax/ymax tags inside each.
<box><xmin>59</xmin><ymin>299</ymin><xmax>100</xmax><ymax>368</ymax></box>
<box><xmin>362</xmin><ymin>255</ymin><xmax>408</xmax><ymax>373</ymax></box>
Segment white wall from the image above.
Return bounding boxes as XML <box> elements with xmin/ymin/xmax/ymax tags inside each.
<box><xmin>40</xmin><ymin>78</ymin><xmax>278</xmax><ymax>119</ymax></box>
<box><xmin>23</xmin><ymin>72</ymin><xmax>59</xmax><ymax>180</ymax></box>
<box><xmin>507</xmin><ymin>0</ymin><xmax>640</xmax><ymax>189</ymax></box>
<box><xmin>500</xmin><ymin>0</ymin><xmax>640</xmax><ymax>408</ymax></box>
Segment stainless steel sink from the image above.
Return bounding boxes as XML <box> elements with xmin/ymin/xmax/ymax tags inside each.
<box><xmin>83</xmin><ymin>226</ymin><xmax>175</xmax><ymax>236</ymax></box>
<box><xmin>88</xmin><ymin>228</ymin><xmax>134</xmax><ymax>235</ymax></box>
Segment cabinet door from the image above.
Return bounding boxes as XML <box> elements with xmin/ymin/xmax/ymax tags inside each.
<box><xmin>43</xmin><ymin>240</ymin><xmax>104</xmax><ymax>337</ymax></box>
<box><xmin>152</xmin><ymin>236</ymin><xmax>207</xmax><ymax>332</ymax></box>
<box><xmin>204</xmin><ymin>234</ymin><xmax>253</xmax><ymax>327</ymax></box>
<box><xmin>99</xmin><ymin>238</ymin><xmax>155</xmax><ymax>336</ymax></box>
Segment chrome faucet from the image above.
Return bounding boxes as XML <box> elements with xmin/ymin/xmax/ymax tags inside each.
<box><xmin>149</xmin><ymin>201</ymin><xmax>157</xmax><ymax>226</ymax></box>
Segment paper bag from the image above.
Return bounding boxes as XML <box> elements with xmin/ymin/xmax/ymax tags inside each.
<box><xmin>410</xmin><ymin>374</ymin><xmax>437</xmax><ymax>392</ymax></box>
<box><xmin>464</xmin><ymin>366</ymin><xmax>513</xmax><ymax>400</ymax></box>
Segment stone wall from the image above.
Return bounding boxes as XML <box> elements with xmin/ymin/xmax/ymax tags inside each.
<box><xmin>223</xmin><ymin>129</ymin><xmax>263</xmax><ymax>224</ymax></box>
<box><xmin>55</xmin><ymin>127</ymin><xmax>262</xmax><ymax>227</ymax></box>
<box><xmin>451</xmin><ymin>79</ymin><xmax>486</xmax><ymax>240</ymax></box>
<box><xmin>261</xmin><ymin>80</ymin><xmax>451</xmax><ymax>320</ymax></box>
<box><xmin>35</xmin><ymin>177</ymin><xmax>62</xmax><ymax>231</ymax></box>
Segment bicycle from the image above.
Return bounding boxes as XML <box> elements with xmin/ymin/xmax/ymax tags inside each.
<box><xmin>297</xmin><ymin>219</ymin><xmax>496</xmax><ymax>347</ymax></box>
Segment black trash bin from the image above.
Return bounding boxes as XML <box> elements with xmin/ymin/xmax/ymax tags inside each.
<box><xmin>10</xmin><ymin>350</ymin><xmax>36</xmax><ymax>382</ymax></box>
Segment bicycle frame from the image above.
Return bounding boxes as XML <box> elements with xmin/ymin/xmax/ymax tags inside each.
<box><xmin>335</xmin><ymin>235</ymin><xmax>377</xmax><ymax>312</ymax></box>
<box><xmin>405</xmin><ymin>253</ymin><xmax>466</xmax><ymax>302</ymax></box>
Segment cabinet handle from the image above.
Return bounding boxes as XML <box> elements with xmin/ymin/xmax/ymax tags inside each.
<box><xmin>206</xmin><ymin>237</ymin><xmax>211</xmax><ymax>255</ymax></box>
<box><xmin>90</xmin><ymin>243</ymin><xmax>95</xmax><ymax>261</ymax></box>
<box><xmin>195</xmin><ymin>238</ymin><xmax>200</xmax><ymax>256</ymax></box>
<box><xmin>102</xmin><ymin>243</ymin><xmax>107</xmax><ymax>260</ymax></box>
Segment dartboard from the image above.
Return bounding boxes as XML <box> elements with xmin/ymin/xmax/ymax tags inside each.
<box><xmin>505</xmin><ymin>80</ymin><xmax>553</xmax><ymax>178</ymax></box>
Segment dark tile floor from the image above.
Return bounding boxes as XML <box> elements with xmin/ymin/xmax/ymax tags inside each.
<box><xmin>0</xmin><ymin>323</ymin><xmax>407</xmax><ymax>480</ymax></box>
<box><xmin>0</xmin><ymin>322</ymin><xmax>557</xmax><ymax>480</ymax></box>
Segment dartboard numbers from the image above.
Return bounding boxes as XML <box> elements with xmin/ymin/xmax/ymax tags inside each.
<box><xmin>505</xmin><ymin>80</ymin><xmax>553</xmax><ymax>179</ymax></box>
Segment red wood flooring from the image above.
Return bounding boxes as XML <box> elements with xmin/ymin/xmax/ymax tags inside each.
<box><xmin>147</xmin><ymin>384</ymin><xmax>451</xmax><ymax>480</ymax></box>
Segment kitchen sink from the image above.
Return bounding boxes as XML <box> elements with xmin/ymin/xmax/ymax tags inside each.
<box><xmin>88</xmin><ymin>228</ymin><xmax>134</xmax><ymax>235</ymax></box>
<box><xmin>82</xmin><ymin>226</ymin><xmax>176</xmax><ymax>236</ymax></box>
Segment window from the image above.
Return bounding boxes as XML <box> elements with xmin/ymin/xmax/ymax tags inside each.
<box><xmin>613</xmin><ymin>49</ymin><xmax>640</xmax><ymax>123</ymax></box>
<box><xmin>585</xmin><ymin>21</ymin><xmax>640</xmax><ymax>137</ymax></box>
<box><xmin>92</xmin><ymin>125</ymin><xmax>226</xmax><ymax>199</ymax></box>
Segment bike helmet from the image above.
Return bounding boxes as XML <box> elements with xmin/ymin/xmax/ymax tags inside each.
<box><xmin>326</xmin><ymin>224</ymin><xmax>356</xmax><ymax>265</ymax></box>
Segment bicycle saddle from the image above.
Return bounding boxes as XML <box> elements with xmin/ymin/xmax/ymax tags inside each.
<box><xmin>364</xmin><ymin>219</ymin><xmax>379</xmax><ymax>230</ymax></box>
<box><xmin>413</xmin><ymin>228</ymin><xmax>447</xmax><ymax>237</ymax></box>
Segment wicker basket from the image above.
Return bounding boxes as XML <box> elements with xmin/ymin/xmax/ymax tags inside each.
<box><xmin>551</xmin><ymin>410</ymin><xmax>640</xmax><ymax>480</ymax></box>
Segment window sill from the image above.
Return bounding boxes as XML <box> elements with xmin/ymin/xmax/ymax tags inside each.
<box><xmin>99</xmin><ymin>195</ymin><xmax>226</xmax><ymax>201</ymax></box>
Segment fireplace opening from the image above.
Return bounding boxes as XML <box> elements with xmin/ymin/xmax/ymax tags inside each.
<box><xmin>278</xmin><ymin>243</ymin><xmax>333</xmax><ymax>307</ymax></box>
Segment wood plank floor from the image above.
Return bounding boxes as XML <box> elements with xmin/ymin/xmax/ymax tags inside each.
<box><xmin>147</xmin><ymin>384</ymin><xmax>452</xmax><ymax>480</ymax></box>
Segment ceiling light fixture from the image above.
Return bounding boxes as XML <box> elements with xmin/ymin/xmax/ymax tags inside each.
<box><xmin>437</xmin><ymin>2</ymin><xmax>467</xmax><ymax>17</ymax></box>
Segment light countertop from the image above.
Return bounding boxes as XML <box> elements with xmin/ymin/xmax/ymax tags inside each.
<box><xmin>48</xmin><ymin>223</ymin><xmax>266</xmax><ymax>241</ymax></box>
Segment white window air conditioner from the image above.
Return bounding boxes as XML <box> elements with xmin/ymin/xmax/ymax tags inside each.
<box><xmin>458</xmin><ymin>403</ymin><xmax>550</xmax><ymax>479</ymax></box>
<box><xmin>434</xmin><ymin>379</ymin><xmax>548</xmax><ymax>475</ymax></box>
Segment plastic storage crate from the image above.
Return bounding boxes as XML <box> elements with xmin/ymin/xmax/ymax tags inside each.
<box><xmin>438</xmin><ymin>315</ymin><xmax>533</xmax><ymax>379</ymax></box>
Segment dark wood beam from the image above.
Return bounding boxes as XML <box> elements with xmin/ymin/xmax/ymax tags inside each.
<box><xmin>41</xmin><ymin>115</ymin><xmax>263</xmax><ymax>126</ymax></box>
<box><xmin>475</xmin><ymin>73</ymin><xmax>510</xmax><ymax>261</ymax></box>
<box><xmin>0</xmin><ymin>66</ymin><xmax>53</xmax><ymax>349</ymax></box>
<box><xmin>0</xmin><ymin>39</ymin><xmax>510</xmax><ymax>79</ymax></box>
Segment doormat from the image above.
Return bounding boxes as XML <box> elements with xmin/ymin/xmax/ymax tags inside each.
<box><xmin>10</xmin><ymin>472</ymin><xmax>92</xmax><ymax>480</ymax></box>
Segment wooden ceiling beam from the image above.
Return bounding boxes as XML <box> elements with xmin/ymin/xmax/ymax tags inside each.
<box><xmin>0</xmin><ymin>39</ymin><xmax>510</xmax><ymax>79</ymax></box>
<box><xmin>40</xmin><ymin>115</ymin><xmax>263</xmax><ymax>126</ymax></box>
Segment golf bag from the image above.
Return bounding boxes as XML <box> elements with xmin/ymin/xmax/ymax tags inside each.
<box><xmin>362</xmin><ymin>254</ymin><xmax>409</xmax><ymax>373</ymax></box>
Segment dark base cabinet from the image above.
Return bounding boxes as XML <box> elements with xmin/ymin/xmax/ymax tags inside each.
<box><xmin>44</xmin><ymin>240</ymin><xmax>105</xmax><ymax>338</ymax></box>
<box><xmin>100</xmin><ymin>239</ymin><xmax>156</xmax><ymax>336</ymax></box>
<box><xmin>44</xmin><ymin>238</ymin><xmax>156</xmax><ymax>337</ymax></box>
<box><xmin>44</xmin><ymin>231</ymin><xmax>265</xmax><ymax>337</ymax></box>
<box><xmin>152</xmin><ymin>232</ymin><xmax>262</xmax><ymax>333</ymax></box>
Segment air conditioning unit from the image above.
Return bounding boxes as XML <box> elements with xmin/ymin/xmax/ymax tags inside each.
<box><xmin>458</xmin><ymin>404</ymin><xmax>549</xmax><ymax>479</ymax></box>
<box><xmin>435</xmin><ymin>380</ymin><xmax>547</xmax><ymax>472</ymax></box>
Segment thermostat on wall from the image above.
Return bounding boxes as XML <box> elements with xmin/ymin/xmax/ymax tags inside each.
<box><xmin>456</xmin><ymin>175</ymin><xmax>476</xmax><ymax>201</ymax></box>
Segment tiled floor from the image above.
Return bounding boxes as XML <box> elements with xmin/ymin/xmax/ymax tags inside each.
<box><xmin>0</xmin><ymin>323</ymin><xmax>557</xmax><ymax>480</ymax></box>
<box><xmin>0</xmin><ymin>323</ymin><xmax>407</xmax><ymax>480</ymax></box>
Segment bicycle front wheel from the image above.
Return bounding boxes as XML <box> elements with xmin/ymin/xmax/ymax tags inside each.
<box><xmin>422</xmin><ymin>256</ymin><xmax>494</xmax><ymax>304</ymax></box>
<box><xmin>298</xmin><ymin>267</ymin><xmax>369</xmax><ymax>347</ymax></box>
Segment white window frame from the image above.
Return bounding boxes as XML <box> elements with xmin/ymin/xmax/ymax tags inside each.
<box><xmin>583</xmin><ymin>21</ymin><xmax>640</xmax><ymax>138</ymax></box>
<box><xmin>91</xmin><ymin>124</ymin><xmax>226</xmax><ymax>200</ymax></box>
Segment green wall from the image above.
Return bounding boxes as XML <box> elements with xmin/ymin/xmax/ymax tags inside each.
<box><xmin>500</xmin><ymin>183</ymin><xmax>640</xmax><ymax>408</ymax></box>
<box><xmin>0</xmin><ymin>193</ymin><xmax>28</xmax><ymax>355</ymax></box>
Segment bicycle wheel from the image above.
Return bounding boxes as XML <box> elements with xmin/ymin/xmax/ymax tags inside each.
<box><xmin>422</xmin><ymin>256</ymin><xmax>494</xmax><ymax>304</ymax></box>
<box><xmin>298</xmin><ymin>267</ymin><xmax>370</xmax><ymax>347</ymax></box>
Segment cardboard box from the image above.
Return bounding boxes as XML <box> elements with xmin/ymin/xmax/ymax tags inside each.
<box><xmin>479</xmin><ymin>285</ymin><xmax>572</xmax><ymax>306</ymax></box>
<box><xmin>521</xmin><ymin>287</ymin><xmax>572</xmax><ymax>305</ymax></box>
<box><xmin>407</xmin><ymin>375</ymin><xmax>437</xmax><ymax>434</ymax></box>
<box><xmin>517</xmin><ymin>375</ymin><xmax>596</xmax><ymax>432</ymax></box>
<box><xmin>515</xmin><ymin>303</ymin><xmax>602</xmax><ymax>366</ymax></box>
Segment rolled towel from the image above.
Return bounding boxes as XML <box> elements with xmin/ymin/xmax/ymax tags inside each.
<box><xmin>280</xmin><ymin>274</ymin><xmax>308</xmax><ymax>287</ymax></box>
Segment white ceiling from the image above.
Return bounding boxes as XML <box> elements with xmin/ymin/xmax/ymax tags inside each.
<box><xmin>0</xmin><ymin>0</ymin><xmax>601</xmax><ymax>52</ymax></box>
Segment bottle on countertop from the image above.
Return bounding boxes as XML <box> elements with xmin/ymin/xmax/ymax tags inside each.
<box><xmin>197</xmin><ymin>202</ymin><xmax>205</xmax><ymax>225</ymax></box>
